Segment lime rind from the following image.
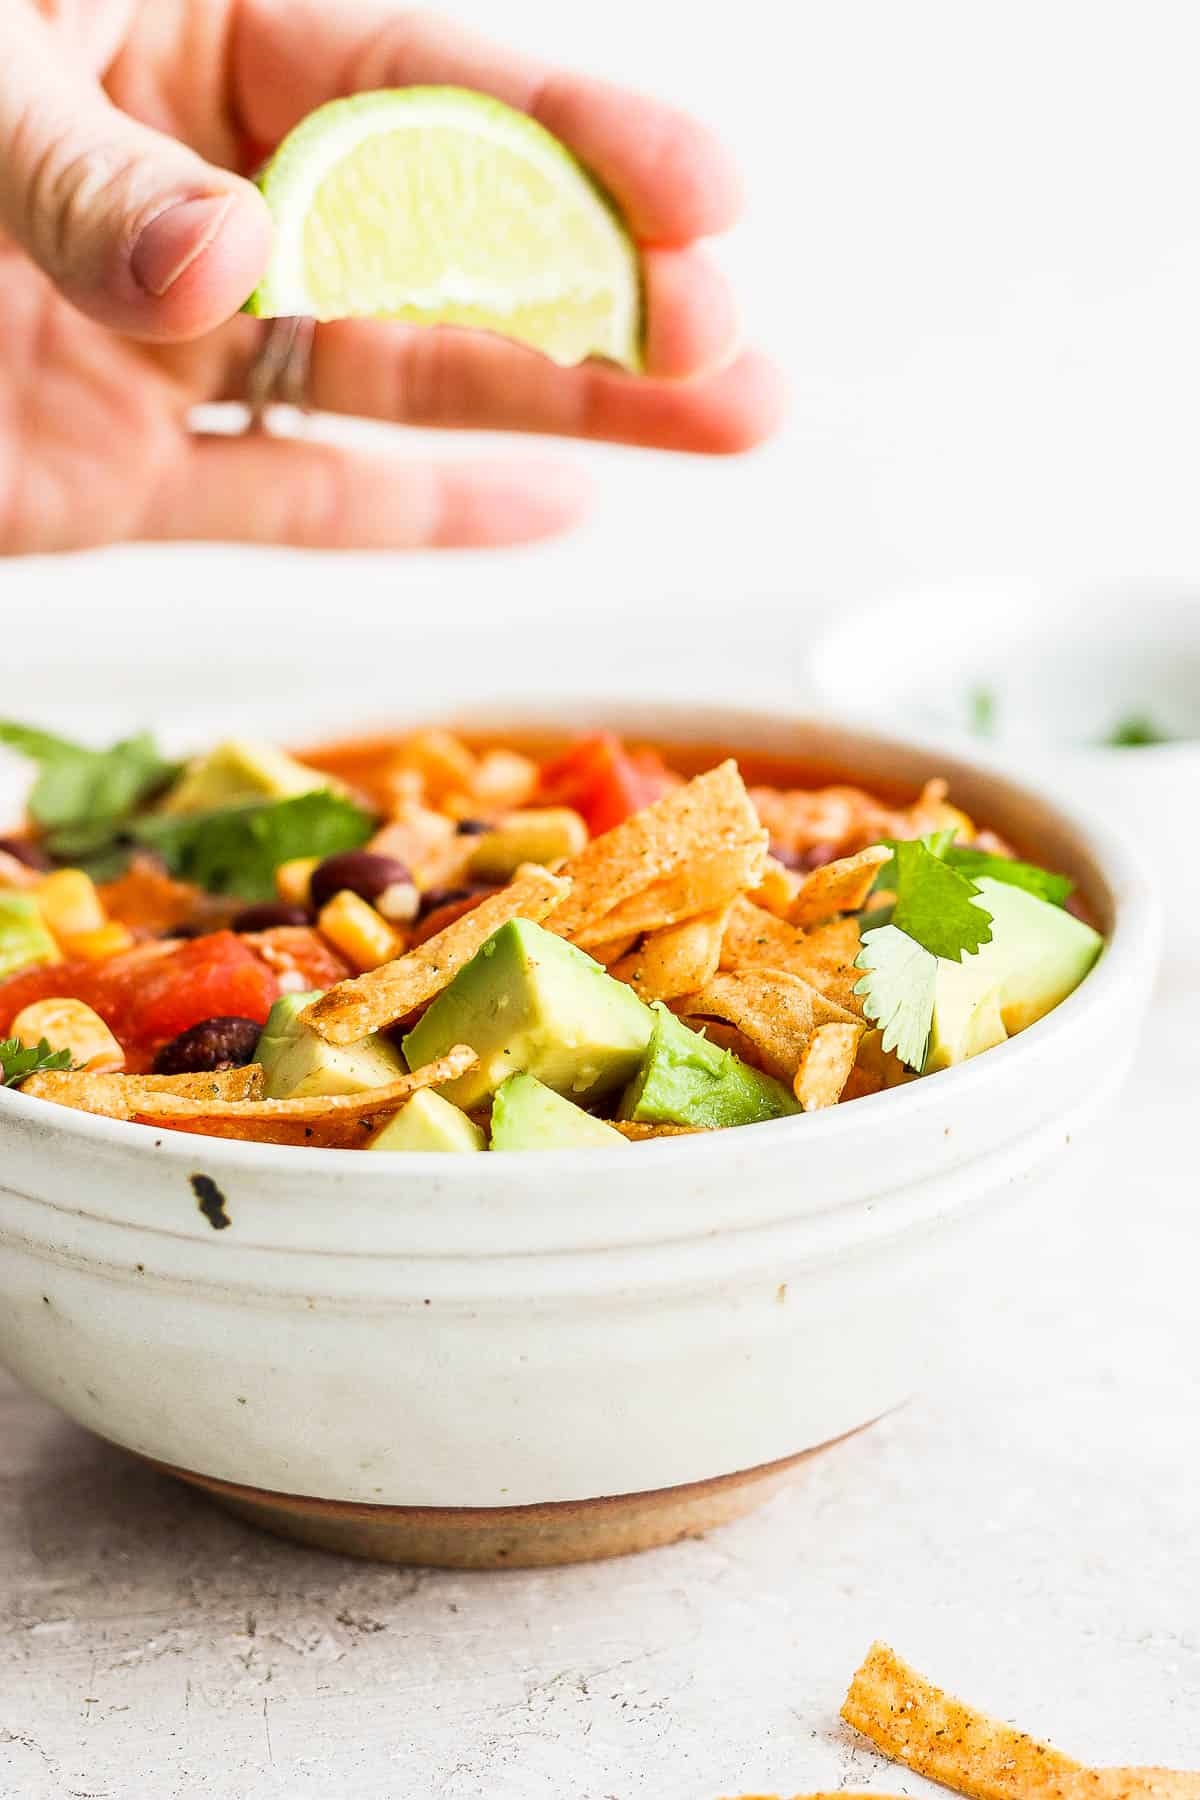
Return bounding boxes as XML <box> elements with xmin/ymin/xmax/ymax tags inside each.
<box><xmin>245</xmin><ymin>86</ymin><xmax>642</xmax><ymax>371</ymax></box>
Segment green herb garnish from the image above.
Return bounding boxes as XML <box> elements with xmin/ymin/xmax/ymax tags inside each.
<box><xmin>1</xmin><ymin>1036</ymin><xmax>73</xmax><ymax>1088</ymax></box>
<box><xmin>968</xmin><ymin>686</ymin><xmax>997</xmax><ymax>737</ymax></box>
<box><xmin>132</xmin><ymin>791</ymin><xmax>375</xmax><ymax>901</ymax></box>
<box><xmin>854</xmin><ymin>836</ymin><xmax>995</xmax><ymax>1072</ymax></box>
<box><xmin>1103</xmin><ymin>714</ymin><xmax>1170</xmax><ymax>748</ymax></box>
<box><xmin>853</xmin><ymin>926</ymin><xmax>938</xmax><ymax>1072</ymax></box>
<box><xmin>874</xmin><ymin>832</ymin><xmax>1071</xmax><ymax>908</ymax></box>
<box><xmin>0</xmin><ymin>723</ymin><xmax>179</xmax><ymax>834</ymax></box>
<box><xmin>888</xmin><ymin>838</ymin><xmax>993</xmax><ymax>962</ymax></box>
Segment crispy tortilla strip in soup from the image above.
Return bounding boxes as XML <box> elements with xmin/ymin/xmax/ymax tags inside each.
<box><xmin>791</xmin><ymin>846</ymin><xmax>890</xmax><ymax>927</ymax></box>
<box><xmin>678</xmin><ymin>969</ymin><xmax>860</xmax><ymax>1084</ymax></box>
<box><xmin>575</xmin><ymin>838</ymin><xmax>764</xmax><ymax>948</ymax></box>
<box><xmin>547</xmin><ymin>762</ymin><xmax>762</xmax><ymax>944</ymax></box>
<box><xmin>21</xmin><ymin>1066</ymin><xmax>265</xmax><ymax>1118</ymax></box>
<box><xmin>301</xmin><ymin>868</ymin><xmax>569</xmax><ymax>1043</ymax></box>
<box><xmin>611</xmin><ymin>906</ymin><xmax>731</xmax><ymax>1002</ymax></box>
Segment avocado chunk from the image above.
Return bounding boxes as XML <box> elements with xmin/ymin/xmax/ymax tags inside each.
<box><xmin>255</xmin><ymin>990</ymin><xmax>405</xmax><ymax>1100</ymax></box>
<box><xmin>367</xmin><ymin>1088</ymin><xmax>485</xmax><ymax>1153</ymax></box>
<box><xmin>491</xmin><ymin>1072</ymin><xmax>628</xmax><ymax>1150</ymax></box>
<box><xmin>925</xmin><ymin>876</ymin><xmax>1102</xmax><ymax>1071</ymax></box>
<box><xmin>0</xmin><ymin>894</ymin><xmax>60</xmax><ymax>981</ymax></box>
<box><xmin>160</xmin><ymin>739</ymin><xmax>331</xmax><ymax>816</ymax></box>
<box><xmin>402</xmin><ymin>918</ymin><xmax>653</xmax><ymax>1112</ymax></box>
<box><xmin>619</xmin><ymin>1002</ymin><xmax>801</xmax><ymax>1129</ymax></box>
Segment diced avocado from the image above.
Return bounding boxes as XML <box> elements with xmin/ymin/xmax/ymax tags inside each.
<box><xmin>619</xmin><ymin>1002</ymin><xmax>801</xmax><ymax>1129</ymax></box>
<box><xmin>925</xmin><ymin>877</ymin><xmax>1103</xmax><ymax>1071</ymax></box>
<box><xmin>367</xmin><ymin>1088</ymin><xmax>485</xmax><ymax>1153</ymax></box>
<box><xmin>402</xmin><ymin>919</ymin><xmax>653</xmax><ymax>1112</ymax></box>
<box><xmin>254</xmin><ymin>990</ymin><xmax>405</xmax><ymax>1100</ymax></box>
<box><xmin>490</xmin><ymin>1073</ymin><xmax>628</xmax><ymax>1151</ymax></box>
<box><xmin>0</xmin><ymin>894</ymin><xmax>60</xmax><ymax>981</ymax></box>
<box><xmin>160</xmin><ymin>739</ymin><xmax>330</xmax><ymax>816</ymax></box>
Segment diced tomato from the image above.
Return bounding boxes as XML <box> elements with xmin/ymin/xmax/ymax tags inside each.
<box><xmin>0</xmin><ymin>931</ymin><xmax>278</xmax><ymax>1071</ymax></box>
<box><xmin>536</xmin><ymin>735</ymin><xmax>674</xmax><ymax>835</ymax></box>
<box><xmin>110</xmin><ymin>932</ymin><xmax>277</xmax><ymax>1055</ymax></box>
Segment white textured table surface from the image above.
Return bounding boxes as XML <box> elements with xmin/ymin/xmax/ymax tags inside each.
<box><xmin>2</xmin><ymin>957</ymin><xmax>1197</xmax><ymax>1800</ymax></box>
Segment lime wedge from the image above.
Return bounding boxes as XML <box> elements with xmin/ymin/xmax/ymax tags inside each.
<box><xmin>246</xmin><ymin>87</ymin><xmax>643</xmax><ymax>370</ymax></box>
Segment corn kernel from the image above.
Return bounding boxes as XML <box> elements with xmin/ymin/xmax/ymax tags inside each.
<box><xmin>466</xmin><ymin>808</ymin><xmax>588</xmax><ymax>882</ymax></box>
<box><xmin>37</xmin><ymin>869</ymin><xmax>106</xmax><ymax>940</ymax></box>
<box><xmin>62</xmin><ymin>922</ymin><xmax>136</xmax><ymax>962</ymax></box>
<box><xmin>276</xmin><ymin>856</ymin><xmax>319</xmax><ymax>907</ymax></box>
<box><xmin>317</xmin><ymin>890</ymin><xmax>400</xmax><ymax>972</ymax></box>
<box><xmin>11</xmin><ymin>998</ymin><xmax>125</xmax><ymax>1073</ymax></box>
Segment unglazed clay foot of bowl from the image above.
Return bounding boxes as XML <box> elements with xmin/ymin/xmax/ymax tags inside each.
<box><xmin>0</xmin><ymin>704</ymin><xmax>1159</xmax><ymax>1566</ymax></box>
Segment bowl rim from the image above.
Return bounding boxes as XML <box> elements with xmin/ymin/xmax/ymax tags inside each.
<box><xmin>0</xmin><ymin>698</ymin><xmax>1160</xmax><ymax>1183</ymax></box>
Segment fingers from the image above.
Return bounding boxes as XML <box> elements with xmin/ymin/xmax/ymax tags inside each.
<box><xmin>233</xmin><ymin>1</ymin><xmax>742</xmax><ymax>243</ymax></box>
<box><xmin>292</xmin><ymin>328</ymin><xmax>784</xmax><ymax>454</ymax></box>
<box><xmin>0</xmin><ymin>2</ymin><xmax>271</xmax><ymax>340</ymax></box>
<box><xmin>143</xmin><ymin>437</ymin><xmax>592</xmax><ymax>548</ymax></box>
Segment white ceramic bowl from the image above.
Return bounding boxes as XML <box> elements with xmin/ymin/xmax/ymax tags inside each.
<box><xmin>0</xmin><ymin>704</ymin><xmax>1159</xmax><ymax>1566</ymax></box>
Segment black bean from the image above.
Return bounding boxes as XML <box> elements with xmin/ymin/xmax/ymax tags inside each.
<box><xmin>800</xmin><ymin>841</ymin><xmax>841</xmax><ymax>871</ymax></box>
<box><xmin>768</xmin><ymin>841</ymin><xmax>804</xmax><ymax>871</ymax></box>
<box><xmin>0</xmin><ymin>834</ymin><xmax>52</xmax><ymax>871</ymax></box>
<box><xmin>161</xmin><ymin>921</ymin><xmax>212</xmax><ymax>940</ymax></box>
<box><xmin>232</xmin><ymin>902</ymin><xmax>313</xmax><ymax>933</ymax></box>
<box><xmin>310</xmin><ymin>850</ymin><xmax>412</xmax><ymax>914</ymax></box>
<box><xmin>153</xmin><ymin>1017</ymin><xmax>263</xmax><ymax>1075</ymax></box>
<box><xmin>454</xmin><ymin>818</ymin><xmax>490</xmax><ymax>836</ymax></box>
<box><xmin>417</xmin><ymin>882</ymin><xmax>492</xmax><ymax>918</ymax></box>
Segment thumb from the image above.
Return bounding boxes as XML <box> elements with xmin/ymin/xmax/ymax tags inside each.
<box><xmin>0</xmin><ymin>6</ymin><xmax>272</xmax><ymax>340</ymax></box>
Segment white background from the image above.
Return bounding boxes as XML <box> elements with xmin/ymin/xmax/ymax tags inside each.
<box><xmin>8</xmin><ymin>0</ymin><xmax>1200</xmax><ymax>697</ymax></box>
<box><xmin>3</xmin><ymin>6</ymin><xmax>1200</xmax><ymax>1797</ymax></box>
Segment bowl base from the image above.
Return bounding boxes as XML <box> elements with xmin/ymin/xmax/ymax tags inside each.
<box><xmin>153</xmin><ymin>1438</ymin><xmax>856</xmax><ymax>1568</ymax></box>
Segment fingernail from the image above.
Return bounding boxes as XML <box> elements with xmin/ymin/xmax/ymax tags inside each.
<box><xmin>131</xmin><ymin>195</ymin><xmax>233</xmax><ymax>297</ymax></box>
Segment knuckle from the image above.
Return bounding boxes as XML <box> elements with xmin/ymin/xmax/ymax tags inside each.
<box><xmin>7</xmin><ymin>100</ymin><xmax>141</xmax><ymax>280</ymax></box>
<box><xmin>279</xmin><ymin>450</ymin><xmax>353</xmax><ymax>549</ymax></box>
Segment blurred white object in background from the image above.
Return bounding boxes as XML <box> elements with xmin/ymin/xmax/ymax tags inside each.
<box><xmin>809</xmin><ymin>580</ymin><xmax>1200</xmax><ymax>944</ymax></box>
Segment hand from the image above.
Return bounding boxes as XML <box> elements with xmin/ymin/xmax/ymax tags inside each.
<box><xmin>0</xmin><ymin>1</ymin><xmax>782</xmax><ymax>555</ymax></box>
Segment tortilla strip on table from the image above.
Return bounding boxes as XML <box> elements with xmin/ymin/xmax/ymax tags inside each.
<box><xmin>842</xmin><ymin>1642</ymin><xmax>1200</xmax><ymax>1800</ymax></box>
<box><xmin>547</xmin><ymin>761</ymin><xmax>761</xmax><ymax>944</ymax></box>
<box><xmin>678</xmin><ymin>968</ymin><xmax>861</xmax><ymax>1083</ymax></box>
<box><xmin>300</xmin><ymin>866</ymin><xmax>569</xmax><ymax>1043</ymax></box>
<box><xmin>610</xmin><ymin>905</ymin><xmax>733</xmax><ymax>1001</ymax></box>
<box><xmin>20</xmin><ymin>1065</ymin><xmax>265</xmax><ymax>1117</ymax></box>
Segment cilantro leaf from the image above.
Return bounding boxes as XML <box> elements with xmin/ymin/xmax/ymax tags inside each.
<box><xmin>1</xmin><ymin>1036</ymin><xmax>74</xmax><ymax>1087</ymax></box>
<box><xmin>871</xmin><ymin>828</ymin><xmax>957</xmax><ymax>892</ymax></box>
<box><xmin>131</xmin><ymin>791</ymin><xmax>375</xmax><ymax>901</ymax></box>
<box><xmin>853</xmin><ymin>925</ymin><xmax>937</xmax><ymax>1071</ymax></box>
<box><xmin>889</xmin><ymin>838</ymin><xmax>993</xmax><ymax>962</ymax></box>
<box><xmin>942</xmin><ymin>846</ymin><xmax>1073</xmax><ymax>907</ymax></box>
<box><xmin>1104</xmin><ymin>713</ymin><xmax>1170</xmax><ymax>748</ymax></box>
<box><xmin>873</xmin><ymin>830</ymin><xmax>1072</xmax><ymax>910</ymax></box>
<box><xmin>0</xmin><ymin>722</ymin><xmax>179</xmax><ymax>833</ymax></box>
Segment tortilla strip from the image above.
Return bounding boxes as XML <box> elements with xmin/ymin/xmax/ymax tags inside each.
<box><xmin>611</xmin><ymin>905</ymin><xmax>732</xmax><ymax>1002</ymax></box>
<box><xmin>610</xmin><ymin>1120</ymin><xmax>707</xmax><ymax>1139</ymax></box>
<box><xmin>679</xmin><ymin>969</ymin><xmax>861</xmax><ymax>1082</ymax></box>
<box><xmin>300</xmin><ymin>867</ymin><xmax>570</xmax><ymax>1044</ymax></box>
<box><xmin>840</xmin><ymin>1642</ymin><xmax>1200</xmax><ymax>1800</ymax></box>
<box><xmin>588</xmin><ymin>932</ymin><xmax>641</xmax><ymax>967</ymax></box>
<box><xmin>21</xmin><ymin>1065</ymin><xmax>265</xmax><ymax>1118</ymax></box>
<box><xmin>572</xmin><ymin>836</ymin><xmax>766</xmax><ymax>948</ymax></box>
<box><xmin>676</xmin><ymin>1015</ymin><xmax>768</xmax><ymax>1069</ymax></box>
<box><xmin>791</xmin><ymin>845</ymin><xmax>890</xmax><ymax>927</ymax></box>
<box><xmin>720</xmin><ymin>901</ymin><xmax>865</xmax><ymax>1014</ymax></box>
<box><xmin>749</xmin><ymin>853</ymin><xmax>801</xmax><ymax>918</ymax></box>
<box><xmin>547</xmin><ymin>761</ymin><xmax>761</xmax><ymax>943</ymax></box>
<box><xmin>793</xmin><ymin>1021</ymin><xmax>862</xmax><ymax>1110</ymax></box>
<box><xmin>129</xmin><ymin>1050</ymin><xmax>475</xmax><ymax>1125</ymax></box>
